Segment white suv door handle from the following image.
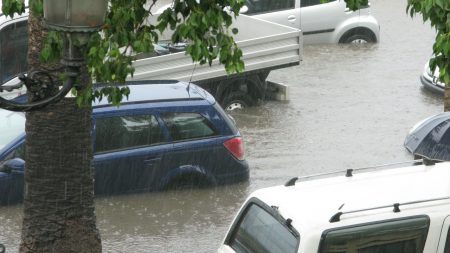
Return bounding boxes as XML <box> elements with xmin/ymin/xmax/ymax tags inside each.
<box><xmin>287</xmin><ymin>15</ymin><xmax>296</xmax><ymax>22</ymax></box>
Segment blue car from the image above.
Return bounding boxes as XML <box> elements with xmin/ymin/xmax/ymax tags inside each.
<box><xmin>0</xmin><ymin>80</ymin><xmax>249</xmax><ymax>205</ymax></box>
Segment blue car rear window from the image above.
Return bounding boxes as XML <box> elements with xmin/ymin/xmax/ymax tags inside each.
<box><xmin>162</xmin><ymin>112</ymin><xmax>218</xmax><ymax>141</ymax></box>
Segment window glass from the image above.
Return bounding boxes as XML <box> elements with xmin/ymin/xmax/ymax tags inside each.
<box><xmin>95</xmin><ymin>114</ymin><xmax>165</xmax><ymax>153</ymax></box>
<box><xmin>319</xmin><ymin>216</ymin><xmax>429</xmax><ymax>253</ymax></box>
<box><xmin>245</xmin><ymin>0</ymin><xmax>295</xmax><ymax>15</ymax></box>
<box><xmin>0</xmin><ymin>20</ymin><xmax>28</xmax><ymax>84</ymax></box>
<box><xmin>300</xmin><ymin>0</ymin><xmax>336</xmax><ymax>8</ymax></box>
<box><xmin>229</xmin><ymin>204</ymin><xmax>299</xmax><ymax>253</ymax></box>
<box><xmin>0</xmin><ymin>143</ymin><xmax>24</xmax><ymax>169</ymax></box>
<box><xmin>444</xmin><ymin>226</ymin><xmax>450</xmax><ymax>253</ymax></box>
<box><xmin>162</xmin><ymin>113</ymin><xmax>217</xmax><ymax>141</ymax></box>
<box><xmin>0</xmin><ymin>109</ymin><xmax>25</xmax><ymax>150</ymax></box>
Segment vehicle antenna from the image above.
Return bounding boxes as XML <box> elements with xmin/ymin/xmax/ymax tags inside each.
<box><xmin>186</xmin><ymin>62</ymin><xmax>198</xmax><ymax>96</ymax></box>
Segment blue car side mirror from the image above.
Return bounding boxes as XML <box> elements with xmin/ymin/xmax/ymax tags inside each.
<box><xmin>1</xmin><ymin>158</ymin><xmax>25</xmax><ymax>174</ymax></box>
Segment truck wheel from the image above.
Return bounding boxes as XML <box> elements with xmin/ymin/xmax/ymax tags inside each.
<box><xmin>222</xmin><ymin>91</ymin><xmax>253</xmax><ymax>111</ymax></box>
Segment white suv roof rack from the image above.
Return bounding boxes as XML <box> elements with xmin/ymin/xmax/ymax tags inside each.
<box><xmin>284</xmin><ymin>158</ymin><xmax>436</xmax><ymax>187</ymax></box>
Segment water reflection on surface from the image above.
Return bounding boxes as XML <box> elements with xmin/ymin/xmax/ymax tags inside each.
<box><xmin>0</xmin><ymin>0</ymin><xmax>445</xmax><ymax>252</ymax></box>
<box><xmin>97</xmin><ymin>184</ymin><xmax>249</xmax><ymax>253</ymax></box>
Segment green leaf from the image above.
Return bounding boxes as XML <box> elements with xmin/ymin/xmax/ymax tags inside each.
<box><xmin>2</xmin><ymin>0</ymin><xmax>26</xmax><ymax>18</ymax></box>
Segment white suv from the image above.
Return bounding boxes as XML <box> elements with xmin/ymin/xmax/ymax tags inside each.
<box><xmin>241</xmin><ymin>0</ymin><xmax>380</xmax><ymax>44</ymax></box>
<box><xmin>219</xmin><ymin>160</ymin><xmax>450</xmax><ymax>253</ymax></box>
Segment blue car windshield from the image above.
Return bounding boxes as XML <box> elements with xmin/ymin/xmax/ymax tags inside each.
<box><xmin>0</xmin><ymin>109</ymin><xmax>25</xmax><ymax>150</ymax></box>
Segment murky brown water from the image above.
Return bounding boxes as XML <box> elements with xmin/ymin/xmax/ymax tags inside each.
<box><xmin>0</xmin><ymin>0</ymin><xmax>443</xmax><ymax>252</ymax></box>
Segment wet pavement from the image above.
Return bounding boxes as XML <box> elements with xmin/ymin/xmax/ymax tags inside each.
<box><xmin>0</xmin><ymin>0</ymin><xmax>443</xmax><ymax>252</ymax></box>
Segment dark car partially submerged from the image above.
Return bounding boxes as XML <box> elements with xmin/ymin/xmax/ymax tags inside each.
<box><xmin>0</xmin><ymin>81</ymin><xmax>249</xmax><ymax>205</ymax></box>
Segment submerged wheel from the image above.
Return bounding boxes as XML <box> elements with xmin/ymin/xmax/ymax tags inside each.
<box><xmin>344</xmin><ymin>34</ymin><xmax>372</xmax><ymax>44</ymax></box>
<box><xmin>164</xmin><ymin>174</ymin><xmax>211</xmax><ymax>190</ymax></box>
<box><xmin>339</xmin><ymin>28</ymin><xmax>377</xmax><ymax>44</ymax></box>
<box><xmin>222</xmin><ymin>91</ymin><xmax>254</xmax><ymax>111</ymax></box>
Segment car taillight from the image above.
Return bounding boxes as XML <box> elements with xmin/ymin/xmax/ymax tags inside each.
<box><xmin>223</xmin><ymin>137</ymin><xmax>245</xmax><ymax>160</ymax></box>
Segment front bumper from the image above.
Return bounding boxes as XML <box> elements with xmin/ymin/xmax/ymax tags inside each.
<box><xmin>420</xmin><ymin>73</ymin><xmax>444</xmax><ymax>94</ymax></box>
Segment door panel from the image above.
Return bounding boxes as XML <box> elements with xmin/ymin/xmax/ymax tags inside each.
<box><xmin>301</xmin><ymin>0</ymin><xmax>343</xmax><ymax>43</ymax></box>
<box><xmin>93</xmin><ymin>113</ymin><xmax>171</xmax><ymax>195</ymax></box>
<box><xmin>94</xmin><ymin>145</ymin><xmax>170</xmax><ymax>194</ymax></box>
<box><xmin>161</xmin><ymin>111</ymin><xmax>224</xmax><ymax>180</ymax></box>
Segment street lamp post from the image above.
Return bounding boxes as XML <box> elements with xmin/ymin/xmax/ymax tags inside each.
<box><xmin>0</xmin><ymin>0</ymin><xmax>108</xmax><ymax>112</ymax></box>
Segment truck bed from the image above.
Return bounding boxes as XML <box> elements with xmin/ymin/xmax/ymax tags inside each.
<box><xmin>129</xmin><ymin>14</ymin><xmax>302</xmax><ymax>82</ymax></box>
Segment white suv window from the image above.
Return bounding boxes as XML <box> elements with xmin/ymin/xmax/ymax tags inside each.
<box><xmin>319</xmin><ymin>216</ymin><xmax>429</xmax><ymax>253</ymax></box>
<box><xmin>245</xmin><ymin>0</ymin><xmax>295</xmax><ymax>15</ymax></box>
<box><xmin>227</xmin><ymin>202</ymin><xmax>299</xmax><ymax>253</ymax></box>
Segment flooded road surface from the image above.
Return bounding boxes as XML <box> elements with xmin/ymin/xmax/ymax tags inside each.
<box><xmin>0</xmin><ymin>0</ymin><xmax>443</xmax><ymax>252</ymax></box>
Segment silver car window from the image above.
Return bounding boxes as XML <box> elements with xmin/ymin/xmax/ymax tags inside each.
<box><xmin>245</xmin><ymin>0</ymin><xmax>295</xmax><ymax>15</ymax></box>
<box><xmin>300</xmin><ymin>0</ymin><xmax>336</xmax><ymax>8</ymax></box>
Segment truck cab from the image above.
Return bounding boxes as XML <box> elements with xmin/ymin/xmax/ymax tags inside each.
<box><xmin>0</xmin><ymin>9</ymin><xmax>28</xmax><ymax>97</ymax></box>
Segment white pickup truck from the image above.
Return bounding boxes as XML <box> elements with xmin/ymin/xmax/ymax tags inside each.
<box><xmin>0</xmin><ymin>7</ymin><xmax>302</xmax><ymax>110</ymax></box>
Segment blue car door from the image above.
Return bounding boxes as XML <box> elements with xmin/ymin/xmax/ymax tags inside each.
<box><xmin>0</xmin><ymin>141</ymin><xmax>25</xmax><ymax>205</ymax></box>
<box><xmin>160</xmin><ymin>111</ymin><xmax>225</xmax><ymax>183</ymax></box>
<box><xmin>93</xmin><ymin>111</ymin><xmax>172</xmax><ymax>195</ymax></box>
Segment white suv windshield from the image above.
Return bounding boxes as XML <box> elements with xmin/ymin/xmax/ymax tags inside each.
<box><xmin>228</xmin><ymin>203</ymin><xmax>299</xmax><ymax>253</ymax></box>
<box><xmin>0</xmin><ymin>109</ymin><xmax>25</xmax><ymax>150</ymax></box>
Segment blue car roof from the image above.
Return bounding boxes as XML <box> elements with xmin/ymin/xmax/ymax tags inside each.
<box><xmin>94</xmin><ymin>80</ymin><xmax>216</xmax><ymax>106</ymax></box>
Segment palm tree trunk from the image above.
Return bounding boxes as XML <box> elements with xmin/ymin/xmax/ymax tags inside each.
<box><xmin>19</xmin><ymin>2</ymin><xmax>101</xmax><ymax>252</ymax></box>
<box><xmin>445</xmin><ymin>85</ymin><xmax>450</xmax><ymax>112</ymax></box>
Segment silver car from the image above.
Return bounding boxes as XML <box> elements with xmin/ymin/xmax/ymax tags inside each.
<box><xmin>241</xmin><ymin>0</ymin><xmax>380</xmax><ymax>44</ymax></box>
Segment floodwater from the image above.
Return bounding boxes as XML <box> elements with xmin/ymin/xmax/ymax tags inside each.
<box><xmin>0</xmin><ymin>0</ymin><xmax>442</xmax><ymax>252</ymax></box>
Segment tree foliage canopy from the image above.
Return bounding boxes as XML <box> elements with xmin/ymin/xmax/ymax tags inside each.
<box><xmin>2</xmin><ymin>0</ymin><xmax>245</xmax><ymax>105</ymax></box>
<box><xmin>407</xmin><ymin>0</ymin><xmax>450</xmax><ymax>85</ymax></box>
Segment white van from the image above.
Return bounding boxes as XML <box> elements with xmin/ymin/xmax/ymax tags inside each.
<box><xmin>218</xmin><ymin>160</ymin><xmax>450</xmax><ymax>253</ymax></box>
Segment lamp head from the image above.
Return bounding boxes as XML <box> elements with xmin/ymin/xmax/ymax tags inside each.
<box><xmin>43</xmin><ymin>0</ymin><xmax>107</xmax><ymax>33</ymax></box>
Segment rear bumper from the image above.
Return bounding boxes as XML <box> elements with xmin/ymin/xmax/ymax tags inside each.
<box><xmin>216</xmin><ymin>162</ymin><xmax>250</xmax><ymax>185</ymax></box>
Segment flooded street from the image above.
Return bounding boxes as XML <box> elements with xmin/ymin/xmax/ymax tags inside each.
<box><xmin>0</xmin><ymin>0</ymin><xmax>443</xmax><ymax>252</ymax></box>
